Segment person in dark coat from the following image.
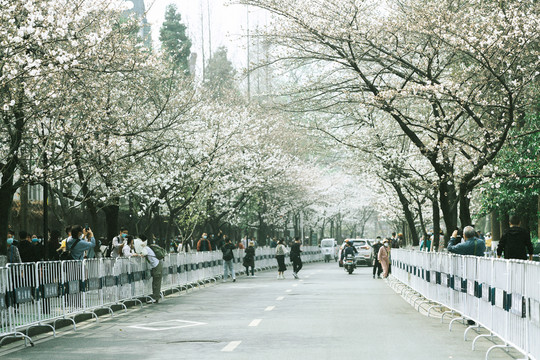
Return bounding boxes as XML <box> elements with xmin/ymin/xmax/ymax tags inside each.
<box><xmin>497</xmin><ymin>215</ymin><xmax>533</xmax><ymax>261</ymax></box>
<box><xmin>17</xmin><ymin>231</ymin><xmax>39</xmax><ymax>263</ymax></box>
<box><xmin>243</xmin><ymin>241</ymin><xmax>255</xmax><ymax>276</ymax></box>
<box><xmin>290</xmin><ymin>237</ymin><xmax>303</xmax><ymax>279</ymax></box>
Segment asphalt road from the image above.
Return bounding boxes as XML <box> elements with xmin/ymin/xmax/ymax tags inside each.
<box><xmin>0</xmin><ymin>262</ymin><xmax>517</xmax><ymax>360</ymax></box>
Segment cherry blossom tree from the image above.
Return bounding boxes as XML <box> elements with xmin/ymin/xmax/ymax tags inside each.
<box><xmin>237</xmin><ymin>0</ymin><xmax>539</xmax><ymax>243</ymax></box>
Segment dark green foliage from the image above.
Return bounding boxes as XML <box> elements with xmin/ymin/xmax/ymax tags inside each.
<box><xmin>479</xmin><ymin>110</ymin><xmax>540</xmax><ymax>236</ymax></box>
<box><xmin>203</xmin><ymin>46</ymin><xmax>238</xmax><ymax>100</ymax></box>
<box><xmin>159</xmin><ymin>4</ymin><xmax>192</xmax><ymax>73</ymax></box>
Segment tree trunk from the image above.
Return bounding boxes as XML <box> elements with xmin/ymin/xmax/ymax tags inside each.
<box><xmin>102</xmin><ymin>203</ymin><xmax>120</xmax><ymax>243</ymax></box>
<box><xmin>20</xmin><ymin>184</ymin><xmax>29</xmax><ymax>233</ymax></box>
<box><xmin>432</xmin><ymin>196</ymin><xmax>441</xmax><ymax>250</ymax></box>
<box><xmin>391</xmin><ymin>182</ymin><xmax>420</xmax><ymax>247</ymax></box>
<box><xmin>458</xmin><ymin>186</ymin><xmax>472</xmax><ymax>227</ymax></box>
<box><xmin>501</xmin><ymin>213</ymin><xmax>510</xmax><ymax>234</ymax></box>
<box><xmin>438</xmin><ymin>180</ymin><xmax>458</xmax><ymax>247</ymax></box>
<box><xmin>538</xmin><ymin>194</ymin><xmax>540</xmax><ymax>240</ymax></box>
<box><xmin>491</xmin><ymin>211</ymin><xmax>501</xmax><ymax>242</ymax></box>
<box><xmin>0</xmin><ymin>185</ymin><xmax>15</xmax><ymax>255</ymax></box>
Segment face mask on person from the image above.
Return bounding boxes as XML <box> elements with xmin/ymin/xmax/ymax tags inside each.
<box><xmin>32</xmin><ymin>238</ymin><xmax>39</xmax><ymax>243</ymax></box>
<box><xmin>7</xmin><ymin>238</ymin><xmax>13</xmax><ymax>245</ymax></box>
<box><xmin>122</xmin><ymin>233</ymin><xmax>127</xmax><ymax>238</ymax></box>
<box><xmin>203</xmin><ymin>235</ymin><xmax>207</xmax><ymax>239</ymax></box>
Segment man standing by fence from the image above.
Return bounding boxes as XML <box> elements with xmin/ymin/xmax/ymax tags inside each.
<box><xmin>497</xmin><ymin>215</ymin><xmax>533</xmax><ymax>261</ymax></box>
<box><xmin>448</xmin><ymin>226</ymin><xmax>486</xmax><ymax>256</ymax></box>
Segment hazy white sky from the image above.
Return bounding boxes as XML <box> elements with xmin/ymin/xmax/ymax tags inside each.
<box><xmin>144</xmin><ymin>0</ymin><xmax>268</xmax><ymax>76</ymax></box>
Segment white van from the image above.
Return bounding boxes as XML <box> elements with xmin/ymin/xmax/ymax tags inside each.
<box><xmin>320</xmin><ymin>238</ymin><xmax>338</xmax><ymax>262</ymax></box>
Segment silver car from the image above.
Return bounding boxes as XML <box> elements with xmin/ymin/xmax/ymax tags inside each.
<box><xmin>338</xmin><ymin>239</ymin><xmax>374</xmax><ymax>267</ymax></box>
<box><xmin>351</xmin><ymin>239</ymin><xmax>373</xmax><ymax>266</ymax></box>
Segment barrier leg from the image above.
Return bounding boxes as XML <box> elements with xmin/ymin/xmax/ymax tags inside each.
<box><xmin>427</xmin><ymin>305</ymin><xmax>444</xmax><ymax>318</ymax></box>
<box><xmin>0</xmin><ymin>332</ymin><xmax>34</xmax><ymax>347</ymax></box>
<box><xmin>441</xmin><ymin>310</ymin><xmax>456</xmax><ymax>323</ymax></box>
<box><xmin>485</xmin><ymin>344</ymin><xmax>511</xmax><ymax>360</ymax></box>
<box><xmin>26</xmin><ymin>323</ymin><xmax>56</xmax><ymax>338</ymax></box>
<box><xmin>449</xmin><ymin>316</ymin><xmax>466</xmax><ymax>331</ymax></box>
<box><xmin>464</xmin><ymin>324</ymin><xmax>480</xmax><ymax>341</ymax></box>
<box><xmin>54</xmin><ymin>317</ymin><xmax>76</xmax><ymax>331</ymax></box>
<box><xmin>472</xmin><ymin>333</ymin><xmax>493</xmax><ymax>350</ymax></box>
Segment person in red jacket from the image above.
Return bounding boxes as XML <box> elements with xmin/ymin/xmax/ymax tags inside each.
<box><xmin>197</xmin><ymin>233</ymin><xmax>212</xmax><ymax>252</ymax></box>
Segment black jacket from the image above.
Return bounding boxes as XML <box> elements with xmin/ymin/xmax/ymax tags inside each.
<box><xmin>290</xmin><ymin>242</ymin><xmax>302</xmax><ymax>258</ymax></box>
<box><xmin>497</xmin><ymin>227</ymin><xmax>533</xmax><ymax>260</ymax></box>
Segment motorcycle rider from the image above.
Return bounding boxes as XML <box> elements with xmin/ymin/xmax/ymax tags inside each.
<box><xmin>341</xmin><ymin>240</ymin><xmax>358</xmax><ymax>261</ymax></box>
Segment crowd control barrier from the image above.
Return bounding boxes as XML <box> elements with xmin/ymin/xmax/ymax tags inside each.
<box><xmin>0</xmin><ymin>246</ymin><xmax>321</xmax><ymax>347</ymax></box>
<box><xmin>391</xmin><ymin>249</ymin><xmax>540</xmax><ymax>360</ymax></box>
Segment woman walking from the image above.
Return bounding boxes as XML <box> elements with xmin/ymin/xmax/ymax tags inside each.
<box><xmin>243</xmin><ymin>241</ymin><xmax>256</xmax><ymax>276</ymax></box>
<box><xmin>378</xmin><ymin>239</ymin><xmax>390</xmax><ymax>278</ymax></box>
<box><xmin>275</xmin><ymin>239</ymin><xmax>287</xmax><ymax>279</ymax></box>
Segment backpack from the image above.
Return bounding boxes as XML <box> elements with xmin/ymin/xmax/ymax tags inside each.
<box><xmin>223</xmin><ymin>246</ymin><xmax>233</xmax><ymax>261</ymax></box>
<box><xmin>148</xmin><ymin>244</ymin><xmax>167</xmax><ymax>260</ymax></box>
<box><xmin>60</xmin><ymin>238</ymin><xmax>81</xmax><ymax>261</ymax></box>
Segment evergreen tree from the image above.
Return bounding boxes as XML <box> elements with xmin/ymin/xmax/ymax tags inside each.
<box><xmin>159</xmin><ymin>4</ymin><xmax>192</xmax><ymax>73</ymax></box>
<box><xmin>203</xmin><ymin>46</ymin><xmax>238</xmax><ymax>100</ymax></box>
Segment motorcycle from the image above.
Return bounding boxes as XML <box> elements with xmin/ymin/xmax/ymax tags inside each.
<box><xmin>343</xmin><ymin>254</ymin><xmax>356</xmax><ymax>274</ymax></box>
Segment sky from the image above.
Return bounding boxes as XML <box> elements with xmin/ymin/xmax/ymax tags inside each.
<box><xmin>143</xmin><ymin>0</ymin><xmax>268</xmax><ymax>78</ymax></box>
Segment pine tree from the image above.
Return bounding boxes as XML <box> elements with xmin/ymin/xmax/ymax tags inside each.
<box><xmin>203</xmin><ymin>46</ymin><xmax>238</xmax><ymax>99</ymax></box>
<box><xmin>159</xmin><ymin>4</ymin><xmax>192</xmax><ymax>74</ymax></box>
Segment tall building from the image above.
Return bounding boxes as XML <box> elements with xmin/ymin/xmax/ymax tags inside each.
<box><xmin>126</xmin><ymin>0</ymin><xmax>151</xmax><ymax>48</ymax></box>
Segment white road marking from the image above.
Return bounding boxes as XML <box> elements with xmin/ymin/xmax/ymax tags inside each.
<box><xmin>129</xmin><ymin>319</ymin><xmax>206</xmax><ymax>331</ymax></box>
<box><xmin>292</xmin><ymin>284</ymin><xmax>298</xmax><ymax>287</ymax></box>
<box><xmin>249</xmin><ymin>319</ymin><xmax>262</xmax><ymax>327</ymax></box>
<box><xmin>265</xmin><ymin>306</ymin><xmax>275</xmax><ymax>312</ymax></box>
<box><xmin>276</xmin><ymin>296</ymin><xmax>284</xmax><ymax>301</ymax></box>
<box><xmin>299</xmin><ymin>280</ymin><xmax>304</xmax><ymax>282</ymax></box>
<box><xmin>222</xmin><ymin>341</ymin><xmax>242</xmax><ymax>352</ymax></box>
<box><xmin>285</xmin><ymin>289</ymin><xmax>292</xmax><ymax>293</ymax></box>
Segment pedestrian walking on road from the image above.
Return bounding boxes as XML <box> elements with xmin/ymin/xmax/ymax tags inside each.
<box><xmin>243</xmin><ymin>241</ymin><xmax>255</xmax><ymax>276</ymax></box>
<box><xmin>497</xmin><ymin>215</ymin><xmax>533</xmax><ymax>260</ymax></box>
<box><xmin>222</xmin><ymin>237</ymin><xmax>236</xmax><ymax>282</ymax></box>
<box><xmin>372</xmin><ymin>237</ymin><xmax>383</xmax><ymax>279</ymax></box>
<box><xmin>378</xmin><ymin>240</ymin><xmax>390</xmax><ymax>278</ymax></box>
<box><xmin>290</xmin><ymin>237</ymin><xmax>303</xmax><ymax>279</ymax></box>
<box><xmin>275</xmin><ymin>239</ymin><xmax>287</xmax><ymax>279</ymax></box>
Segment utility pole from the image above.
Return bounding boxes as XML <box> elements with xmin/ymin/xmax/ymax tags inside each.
<box><xmin>207</xmin><ymin>0</ymin><xmax>212</xmax><ymax>59</ymax></box>
<box><xmin>246</xmin><ymin>5</ymin><xmax>251</xmax><ymax>101</ymax></box>
<box><xmin>200</xmin><ymin>2</ymin><xmax>206</xmax><ymax>79</ymax></box>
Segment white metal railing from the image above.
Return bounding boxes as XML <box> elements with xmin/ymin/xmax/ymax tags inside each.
<box><xmin>391</xmin><ymin>249</ymin><xmax>540</xmax><ymax>360</ymax></box>
<box><xmin>0</xmin><ymin>245</ymin><xmax>321</xmax><ymax>347</ymax></box>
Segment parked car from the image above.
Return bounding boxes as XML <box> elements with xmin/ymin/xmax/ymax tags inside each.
<box><xmin>338</xmin><ymin>239</ymin><xmax>374</xmax><ymax>267</ymax></box>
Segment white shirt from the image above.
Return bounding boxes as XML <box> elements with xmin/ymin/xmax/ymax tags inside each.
<box><xmin>145</xmin><ymin>246</ymin><xmax>160</xmax><ymax>268</ymax></box>
<box><xmin>111</xmin><ymin>236</ymin><xmax>124</xmax><ymax>258</ymax></box>
<box><xmin>122</xmin><ymin>244</ymin><xmax>134</xmax><ymax>257</ymax></box>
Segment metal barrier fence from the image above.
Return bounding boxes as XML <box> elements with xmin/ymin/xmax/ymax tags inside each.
<box><xmin>391</xmin><ymin>249</ymin><xmax>540</xmax><ymax>360</ymax></box>
<box><xmin>0</xmin><ymin>246</ymin><xmax>321</xmax><ymax>347</ymax></box>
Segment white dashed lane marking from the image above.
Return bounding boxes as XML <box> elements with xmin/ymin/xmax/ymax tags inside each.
<box><xmin>222</xmin><ymin>341</ymin><xmax>242</xmax><ymax>352</ymax></box>
<box><xmin>249</xmin><ymin>319</ymin><xmax>262</xmax><ymax>327</ymax></box>
<box><xmin>265</xmin><ymin>306</ymin><xmax>275</xmax><ymax>312</ymax></box>
<box><xmin>285</xmin><ymin>289</ymin><xmax>292</xmax><ymax>293</ymax></box>
<box><xmin>276</xmin><ymin>296</ymin><xmax>284</xmax><ymax>301</ymax></box>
